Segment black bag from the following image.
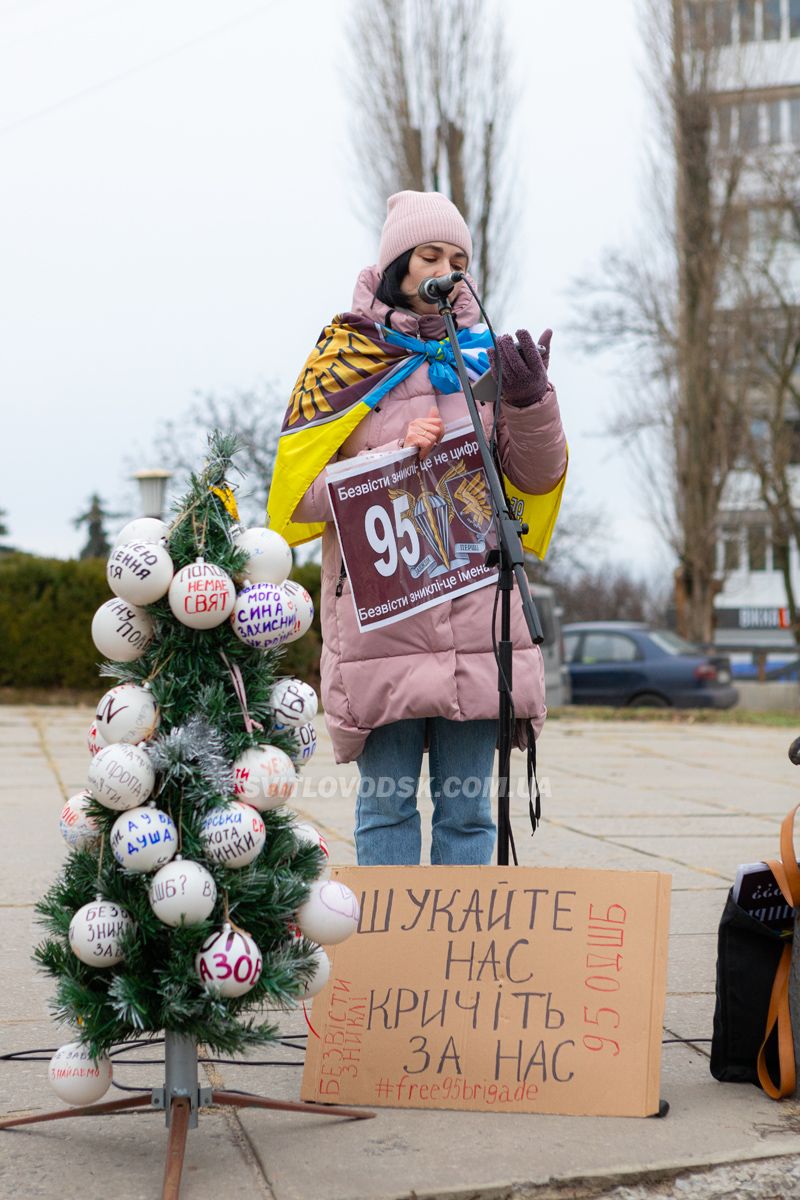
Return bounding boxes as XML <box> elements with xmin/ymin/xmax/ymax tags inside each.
<box><xmin>710</xmin><ymin>805</ymin><xmax>798</xmax><ymax>1099</ymax></box>
<box><xmin>710</xmin><ymin>890</ymin><xmax>790</xmax><ymax>1086</ymax></box>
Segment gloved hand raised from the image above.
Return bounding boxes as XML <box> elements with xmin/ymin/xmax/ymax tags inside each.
<box><xmin>488</xmin><ymin>328</ymin><xmax>552</xmax><ymax>407</ymax></box>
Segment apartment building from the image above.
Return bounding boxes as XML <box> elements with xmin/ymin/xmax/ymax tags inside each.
<box><xmin>692</xmin><ymin>0</ymin><xmax>800</xmax><ymax>653</ymax></box>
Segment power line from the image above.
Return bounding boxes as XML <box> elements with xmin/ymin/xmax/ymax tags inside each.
<box><xmin>2</xmin><ymin>0</ymin><xmax>138</xmax><ymax>46</ymax></box>
<box><xmin>0</xmin><ymin>1</ymin><xmax>277</xmax><ymax>140</ymax></box>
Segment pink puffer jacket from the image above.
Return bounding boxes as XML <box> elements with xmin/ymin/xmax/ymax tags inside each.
<box><xmin>293</xmin><ymin>266</ymin><xmax>568</xmax><ymax>764</ymax></box>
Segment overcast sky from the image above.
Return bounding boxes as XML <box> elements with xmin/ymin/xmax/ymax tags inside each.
<box><xmin>0</xmin><ymin>0</ymin><xmax>668</xmax><ymax>573</ymax></box>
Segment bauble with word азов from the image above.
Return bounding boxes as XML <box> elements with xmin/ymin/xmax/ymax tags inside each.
<box><xmin>195</xmin><ymin>925</ymin><xmax>263</xmax><ymax>998</ymax></box>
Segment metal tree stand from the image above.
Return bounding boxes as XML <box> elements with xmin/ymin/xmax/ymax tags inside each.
<box><xmin>0</xmin><ymin>1031</ymin><xmax>374</xmax><ymax>1199</ymax></box>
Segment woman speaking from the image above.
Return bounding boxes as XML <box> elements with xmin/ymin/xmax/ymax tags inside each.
<box><xmin>268</xmin><ymin>190</ymin><xmax>567</xmax><ymax>867</ymax></box>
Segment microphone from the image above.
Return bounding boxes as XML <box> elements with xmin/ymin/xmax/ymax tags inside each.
<box><xmin>417</xmin><ymin>271</ymin><xmax>464</xmax><ymax>303</ymax></box>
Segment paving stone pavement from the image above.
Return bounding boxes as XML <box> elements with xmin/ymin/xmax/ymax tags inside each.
<box><xmin>2</xmin><ymin>705</ymin><xmax>800</xmax><ymax>1200</ymax></box>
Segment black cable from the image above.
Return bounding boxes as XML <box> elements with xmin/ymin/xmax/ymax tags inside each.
<box><xmin>1</xmin><ymin>1051</ymin><xmax>53</xmax><ymax>1062</ymax></box>
<box><xmin>459</xmin><ymin>276</ymin><xmax>504</xmax><ymax>462</ymax></box>
<box><xmin>4</xmin><ymin>1037</ymin><xmax>715</xmax><ymax>1077</ymax></box>
<box><xmin>457</xmin><ymin>277</ymin><xmax>516</xmax><ymax>721</ymax></box>
<box><xmin>458</xmin><ymin>274</ymin><xmax>521</xmax><ymax>866</ymax></box>
<box><xmin>662</xmin><ymin>1037</ymin><xmax>712</xmax><ymax>1044</ymax></box>
<box><xmin>2</xmin><ymin>1031</ymin><xmax>310</xmax><ymax>1073</ymax></box>
<box><xmin>491</xmin><ymin>567</ymin><xmax>516</xmax><ymax>727</ymax></box>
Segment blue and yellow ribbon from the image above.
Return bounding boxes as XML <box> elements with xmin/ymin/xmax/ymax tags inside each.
<box><xmin>267</xmin><ymin>314</ymin><xmax>565</xmax><ymax>559</ymax></box>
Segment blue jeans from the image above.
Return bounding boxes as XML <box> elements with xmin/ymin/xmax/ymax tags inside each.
<box><xmin>355</xmin><ymin>717</ymin><xmax>497</xmax><ymax>865</ymax></box>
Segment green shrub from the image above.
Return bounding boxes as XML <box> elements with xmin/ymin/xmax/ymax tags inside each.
<box><xmin>0</xmin><ymin>553</ymin><xmax>324</xmax><ymax>693</ymax></box>
<box><xmin>0</xmin><ymin>554</ymin><xmax>109</xmax><ymax>689</ymax></box>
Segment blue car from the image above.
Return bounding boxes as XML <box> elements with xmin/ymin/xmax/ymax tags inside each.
<box><xmin>562</xmin><ymin>622</ymin><xmax>739</xmax><ymax>709</ymax></box>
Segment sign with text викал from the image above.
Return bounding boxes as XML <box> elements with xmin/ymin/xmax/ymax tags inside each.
<box><xmin>325</xmin><ymin>422</ymin><xmax>498</xmax><ymax>632</ymax></box>
<box><xmin>301</xmin><ymin>866</ymin><xmax>671</xmax><ymax>1117</ymax></box>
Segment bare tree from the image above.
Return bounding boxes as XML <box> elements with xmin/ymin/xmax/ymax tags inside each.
<box><xmin>546</xmin><ymin>562</ymin><xmax>671</xmax><ymax>627</ymax></box>
<box><xmin>142</xmin><ymin>385</ymin><xmax>285</xmax><ymax>526</ymax></box>
<box><xmin>348</xmin><ymin>0</ymin><xmax>515</xmax><ymax>308</ymax></box>
<box><xmin>526</xmin><ymin>484</ymin><xmax>608</xmax><ymax>585</ymax></box>
<box><xmin>572</xmin><ymin>0</ymin><xmax>798</xmax><ymax>645</ymax></box>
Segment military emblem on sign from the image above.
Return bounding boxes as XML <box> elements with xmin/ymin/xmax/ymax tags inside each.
<box><xmin>415</xmin><ymin>489</ymin><xmax>460</xmax><ymax>577</ymax></box>
<box><xmin>387</xmin><ymin>483</ymin><xmax>458</xmax><ymax>579</ymax></box>
<box><xmin>443</xmin><ymin>462</ymin><xmax>494</xmax><ymax>551</ymax></box>
<box><xmin>387</xmin><ymin>458</ymin><xmax>494</xmax><ymax>580</ymax></box>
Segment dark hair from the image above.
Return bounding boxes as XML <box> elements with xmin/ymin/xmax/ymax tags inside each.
<box><xmin>375</xmin><ymin>248</ymin><xmax>414</xmax><ymax>312</ymax></box>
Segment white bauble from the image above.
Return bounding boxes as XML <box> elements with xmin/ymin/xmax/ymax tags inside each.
<box><xmin>195</xmin><ymin>925</ymin><xmax>263</xmax><ymax>997</ymax></box>
<box><xmin>232</xmin><ymin>745</ymin><xmax>297</xmax><ymax>811</ymax></box>
<box><xmin>91</xmin><ymin>598</ymin><xmax>154</xmax><ymax>662</ymax></box>
<box><xmin>87</xmin><ymin>742</ymin><xmax>155</xmax><ymax>811</ymax></box>
<box><xmin>296</xmin><ymin>881</ymin><xmax>360</xmax><ymax>946</ymax></box>
<box><xmin>200</xmin><ymin>802</ymin><xmax>266</xmax><ymax>868</ymax></box>
<box><xmin>87</xmin><ymin>721</ymin><xmax>107</xmax><ymax>758</ymax></box>
<box><xmin>292</xmin><ymin>821</ymin><xmax>330</xmax><ymax>878</ymax></box>
<box><xmin>95</xmin><ymin>683</ymin><xmax>159</xmax><ymax>744</ymax></box>
<box><xmin>148</xmin><ymin>858</ymin><xmax>217</xmax><ymax>927</ymax></box>
<box><xmin>281</xmin><ymin>580</ymin><xmax>315</xmax><ymax>643</ymax></box>
<box><xmin>233</xmin><ymin>527</ymin><xmax>292</xmax><ymax>584</ymax></box>
<box><xmin>49</xmin><ymin>1042</ymin><xmax>112</xmax><ymax>1105</ymax></box>
<box><xmin>167</xmin><ymin>558</ymin><xmax>236</xmax><ymax>629</ymax></box>
<box><xmin>60</xmin><ymin>791</ymin><xmax>100</xmax><ymax>851</ymax></box>
<box><xmin>110</xmin><ymin>806</ymin><xmax>177</xmax><ymax>873</ymax></box>
<box><xmin>302</xmin><ymin>944</ymin><xmax>331</xmax><ymax>999</ymax></box>
<box><xmin>230</xmin><ymin>582</ymin><xmax>298</xmax><ymax>649</ymax></box>
<box><xmin>69</xmin><ymin>899</ymin><xmax>133</xmax><ymax>967</ymax></box>
<box><xmin>269</xmin><ymin>678</ymin><xmax>318</xmax><ymax>728</ymax></box>
<box><xmin>114</xmin><ymin>517</ymin><xmax>170</xmax><ymax>546</ymax></box>
<box><xmin>106</xmin><ymin>540</ymin><xmax>174</xmax><ymax>605</ymax></box>
<box><xmin>288</xmin><ymin>721</ymin><xmax>317</xmax><ymax>767</ymax></box>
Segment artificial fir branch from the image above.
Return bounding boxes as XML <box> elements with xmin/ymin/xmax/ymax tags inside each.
<box><xmin>37</xmin><ymin>429</ymin><xmax>324</xmax><ymax>1056</ymax></box>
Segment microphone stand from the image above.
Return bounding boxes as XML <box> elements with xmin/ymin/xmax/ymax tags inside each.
<box><xmin>430</xmin><ymin>287</ymin><xmax>544</xmax><ymax>866</ymax></box>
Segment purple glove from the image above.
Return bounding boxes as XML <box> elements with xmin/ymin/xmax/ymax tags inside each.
<box><xmin>489</xmin><ymin>328</ymin><xmax>552</xmax><ymax>407</ymax></box>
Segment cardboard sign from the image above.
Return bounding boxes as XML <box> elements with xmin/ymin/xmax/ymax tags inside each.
<box><xmin>301</xmin><ymin>866</ymin><xmax>671</xmax><ymax>1117</ymax></box>
<box><xmin>325</xmin><ymin>422</ymin><xmax>498</xmax><ymax>631</ymax></box>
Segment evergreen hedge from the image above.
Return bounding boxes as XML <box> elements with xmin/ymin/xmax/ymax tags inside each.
<box><xmin>0</xmin><ymin>554</ymin><xmax>109</xmax><ymax>689</ymax></box>
<box><xmin>0</xmin><ymin>553</ymin><xmax>323</xmax><ymax>692</ymax></box>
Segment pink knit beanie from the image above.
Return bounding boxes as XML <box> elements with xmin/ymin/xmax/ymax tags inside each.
<box><xmin>377</xmin><ymin>191</ymin><xmax>472</xmax><ymax>274</ymax></box>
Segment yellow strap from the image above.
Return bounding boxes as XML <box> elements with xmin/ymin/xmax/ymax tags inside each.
<box><xmin>757</xmin><ymin>943</ymin><xmax>795</xmax><ymax>1099</ymax></box>
<box><xmin>755</xmin><ymin>801</ymin><xmax>800</xmax><ymax>1100</ymax></box>
<box><xmin>779</xmin><ymin>804</ymin><xmax>800</xmax><ymax>905</ymax></box>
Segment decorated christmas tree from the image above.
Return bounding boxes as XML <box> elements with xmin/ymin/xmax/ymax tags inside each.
<box><xmin>37</xmin><ymin>432</ymin><xmax>358</xmax><ymax>1103</ymax></box>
